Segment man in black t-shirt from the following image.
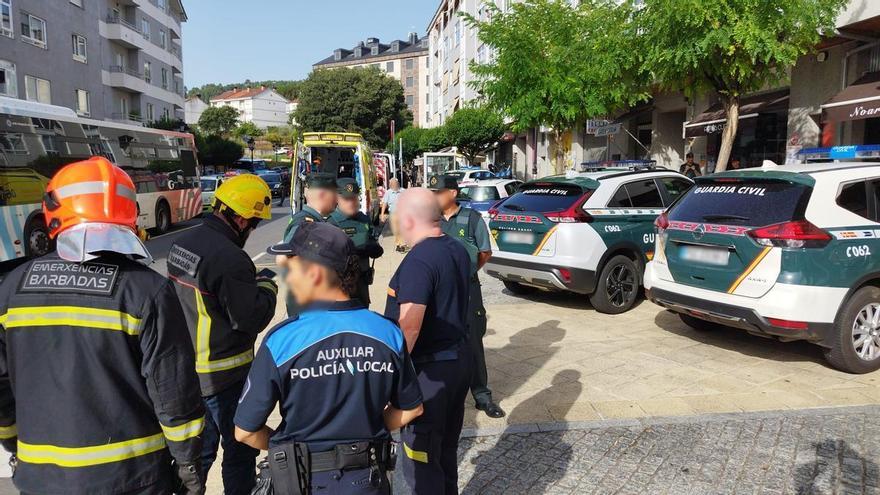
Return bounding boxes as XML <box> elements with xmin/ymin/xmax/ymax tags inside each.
<box><xmin>384</xmin><ymin>188</ymin><xmax>473</xmax><ymax>494</ymax></box>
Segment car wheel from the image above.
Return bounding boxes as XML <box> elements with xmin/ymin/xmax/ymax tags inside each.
<box><xmin>24</xmin><ymin>216</ymin><xmax>54</xmax><ymax>258</ymax></box>
<box><xmin>679</xmin><ymin>313</ymin><xmax>722</xmax><ymax>332</ymax></box>
<box><xmin>503</xmin><ymin>281</ymin><xmax>537</xmax><ymax>296</ymax></box>
<box><xmin>824</xmin><ymin>286</ymin><xmax>880</xmax><ymax>374</ymax></box>
<box><xmin>155</xmin><ymin>201</ymin><xmax>171</xmax><ymax>235</ymax></box>
<box><xmin>589</xmin><ymin>255</ymin><xmax>639</xmax><ymax>314</ymax></box>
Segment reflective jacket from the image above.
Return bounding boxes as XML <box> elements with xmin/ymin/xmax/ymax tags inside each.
<box><xmin>0</xmin><ymin>252</ymin><xmax>205</xmax><ymax>495</ymax></box>
<box><xmin>168</xmin><ymin>215</ymin><xmax>278</xmax><ymax>396</ymax></box>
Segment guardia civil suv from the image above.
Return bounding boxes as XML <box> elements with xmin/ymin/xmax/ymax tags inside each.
<box><xmin>485</xmin><ymin>162</ymin><xmax>693</xmax><ymax>314</ymax></box>
<box><xmin>645</xmin><ymin>145</ymin><xmax>880</xmax><ymax>373</ymax></box>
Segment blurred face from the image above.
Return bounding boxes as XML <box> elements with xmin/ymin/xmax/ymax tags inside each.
<box><xmin>338</xmin><ymin>195</ymin><xmax>360</xmax><ymax>216</ymax></box>
<box><xmin>686</xmin><ymin>156</ymin><xmax>694</xmax><ymax>164</ymax></box>
<box><xmin>284</xmin><ymin>256</ymin><xmax>325</xmax><ymax>306</ymax></box>
<box><xmin>435</xmin><ymin>188</ymin><xmax>458</xmax><ymax>210</ymax></box>
<box><xmin>306</xmin><ymin>187</ymin><xmax>337</xmax><ymax>215</ymax></box>
<box><xmin>389</xmin><ymin>179</ymin><xmax>400</xmax><ymax>191</ymax></box>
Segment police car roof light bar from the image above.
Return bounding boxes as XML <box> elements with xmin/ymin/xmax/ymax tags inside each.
<box><xmin>797</xmin><ymin>145</ymin><xmax>880</xmax><ymax>163</ymax></box>
<box><xmin>577</xmin><ymin>160</ymin><xmax>657</xmax><ymax>172</ymax></box>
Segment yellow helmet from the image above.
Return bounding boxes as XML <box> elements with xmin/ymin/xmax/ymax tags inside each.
<box><xmin>213</xmin><ymin>174</ymin><xmax>272</xmax><ymax>220</ymax></box>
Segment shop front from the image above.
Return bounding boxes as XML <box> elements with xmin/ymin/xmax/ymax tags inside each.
<box><xmin>821</xmin><ymin>71</ymin><xmax>880</xmax><ymax>146</ymax></box>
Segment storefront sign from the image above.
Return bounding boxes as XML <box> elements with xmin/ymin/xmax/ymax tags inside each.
<box><xmin>586</xmin><ymin>119</ymin><xmax>610</xmax><ymax>135</ymax></box>
<box><xmin>595</xmin><ymin>123</ymin><xmax>622</xmax><ymax>137</ymax></box>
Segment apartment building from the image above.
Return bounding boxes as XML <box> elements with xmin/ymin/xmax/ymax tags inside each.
<box><xmin>313</xmin><ymin>33</ymin><xmax>430</xmax><ymax>127</ymax></box>
<box><xmin>0</xmin><ymin>0</ymin><xmax>187</xmax><ymax>124</ymax></box>
<box><xmin>209</xmin><ymin>86</ymin><xmax>292</xmax><ymax>129</ymax></box>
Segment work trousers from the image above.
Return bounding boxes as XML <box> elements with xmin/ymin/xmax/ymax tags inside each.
<box><xmin>467</xmin><ymin>278</ymin><xmax>491</xmax><ymax>406</ymax></box>
<box><xmin>201</xmin><ymin>379</ymin><xmax>259</xmax><ymax>495</ymax></box>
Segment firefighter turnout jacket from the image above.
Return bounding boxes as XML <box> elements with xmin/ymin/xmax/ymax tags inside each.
<box><xmin>0</xmin><ymin>252</ymin><xmax>205</xmax><ymax>495</ymax></box>
<box><xmin>168</xmin><ymin>214</ymin><xmax>278</xmax><ymax>397</ymax></box>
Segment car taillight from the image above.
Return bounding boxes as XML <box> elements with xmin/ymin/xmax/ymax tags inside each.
<box><xmin>767</xmin><ymin>318</ymin><xmax>809</xmax><ymax>330</ymax></box>
<box><xmin>654</xmin><ymin>211</ymin><xmax>669</xmax><ymax>232</ymax></box>
<box><xmin>488</xmin><ymin>207</ymin><xmax>499</xmax><ymax>220</ymax></box>
<box><xmin>545</xmin><ymin>192</ymin><xmax>593</xmax><ymax>223</ymax></box>
<box><xmin>747</xmin><ymin>220</ymin><xmax>831</xmax><ymax>249</ymax></box>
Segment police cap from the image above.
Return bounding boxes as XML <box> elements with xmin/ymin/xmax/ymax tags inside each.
<box><xmin>427</xmin><ymin>174</ymin><xmax>459</xmax><ymax>191</ymax></box>
<box><xmin>306</xmin><ymin>172</ymin><xmax>337</xmax><ymax>190</ymax></box>
<box><xmin>336</xmin><ymin>178</ymin><xmax>361</xmax><ymax>198</ymax></box>
<box><xmin>267</xmin><ymin>222</ymin><xmax>354</xmax><ymax>273</ymax></box>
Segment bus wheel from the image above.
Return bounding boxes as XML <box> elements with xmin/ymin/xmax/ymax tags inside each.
<box><xmin>25</xmin><ymin>216</ymin><xmax>54</xmax><ymax>258</ymax></box>
<box><xmin>155</xmin><ymin>201</ymin><xmax>171</xmax><ymax>234</ymax></box>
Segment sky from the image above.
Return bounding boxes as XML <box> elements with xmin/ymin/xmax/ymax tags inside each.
<box><xmin>182</xmin><ymin>0</ymin><xmax>439</xmax><ymax>88</ymax></box>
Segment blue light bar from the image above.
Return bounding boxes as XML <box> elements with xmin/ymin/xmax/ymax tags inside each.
<box><xmin>797</xmin><ymin>145</ymin><xmax>880</xmax><ymax>161</ymax></box>
<box><xmin>578</xmin><ymin>160</ymin><xmax>657</xmax><ymax>172</ymax></box>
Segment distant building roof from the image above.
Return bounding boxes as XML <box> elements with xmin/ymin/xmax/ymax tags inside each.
<box><xmin>210</xmin><ymin>86</ymin><xmax>289</xmax><ymax>103</ymax></box>
<box><xmin>314</xmin><ymin>33</ymin><xmax>428</xmax><ymax>67</ymax></box>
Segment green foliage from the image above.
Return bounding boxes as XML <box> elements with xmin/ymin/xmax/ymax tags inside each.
<box><xmin>640</xmin><ymin>0</ymin><xmax>846</xmax><ymax>169</ymax></box>
<box><xmin>147</xmin><ymin>117</ymin><xmax>184</xmax><ymax>131</ymax></box>
<box><xmin>394</xmin><ymin>127</ymin><xmax>427</xmax><ymax>163</ymax></box>
<box><xmin>232</xmin><ymin>121</ymin><xmax>264</xmax><ymax>141</ymax></box>
<box><xmin>198</xmin><ymin>106</ymin><xmax>240</xmax><ymax>137</ymax></box>
<box><xmin>188</xmin><ymin>80</ymin><xmax>304</xmax><ymax>102</ymax></box>
<box><xmin>419</xmin><ymin>126</ymin><xmax>450</xmax><ymax>152</ymax></box>
<box><xmin>265</xmin><ymin>126</ymin><xmax>300</xmax><ymax>147</ymax></box>
<box><xmin>293</xmin><ymin>67</ymin><xmax>412</xmax><ymax>148</ymax></box>
<box><xmin>442</xmin><ymin>107</ymin><xmax>506</xmax><ymax>164</ymax></box>
<box><xmin>194</xmin><ymin>133</ymin><xmax>244</xmax><ymax>166</ymax></box>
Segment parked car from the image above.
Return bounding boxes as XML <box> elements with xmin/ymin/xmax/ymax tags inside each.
<box><xmin>458</xmin><ymin>179</ymin><xmax>523</xmax><ymax>219</ymax></box>
<box><xmin>486</xmin><ymin>162</ymin><xmax>693</xmax><ymax>314</ymax></box>
<box><xmin>256</xmin><ymin>170</ymin><xmax>286</xmax><ymax>205</ymax></box>
<box><xmin>447</xmin><ymin>169</ymin><xmax>497</xmax><ymax>185</ymax></box>
<box><xmin>200</xmin><ymin>175</ymin><xmax>225</xmax><ymax>214</ymax></box>
<box><xmin>645</xmin><ymin>150</ymin><xmax>880</xmax><ymax>373</ymax></box>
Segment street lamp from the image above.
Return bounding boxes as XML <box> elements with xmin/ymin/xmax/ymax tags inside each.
<box><xmin>246</xmin><ymin>136</ymin><xmax>255</xmax><ymax>162</ymax></box>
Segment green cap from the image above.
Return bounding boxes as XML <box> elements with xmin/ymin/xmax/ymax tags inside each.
<box><xmin>427</xmin><ymin>174</ymin><xmax>459</xmax><ymax>191</ymax></box>
<box><xmin>306</xmin><ymin>172</ymin><xmax>337</xmax><ymax>190</ymax></box>
<box><xmin>336</xmin><ymin>178</ymin><xmax>361</xmax><ymax>198</ymax></box>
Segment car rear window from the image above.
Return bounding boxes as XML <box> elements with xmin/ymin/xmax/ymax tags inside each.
<box><xmin>459</xmin><ymin>186</ymin><xmax>500</xmax><ymax>202</ymax></box>
<box><xmin>200</xmin><ymin>179</ymin><xmax>217</xmax><ymax>191</ymax></box>
<box><xmin>668</xmin><ymin>179</ymin><xmax>811</xmax><ymax>227</ymax></box>
<box><xmin>501</xmin><ymin>183</ymin><xmax>586</xmax><ymax>213</ymax></box>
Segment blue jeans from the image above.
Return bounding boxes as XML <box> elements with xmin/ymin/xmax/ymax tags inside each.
<box><xmin>201</xmin><ymin>379</ymin><xmax>258</xmax><ymax>495</ymax></box>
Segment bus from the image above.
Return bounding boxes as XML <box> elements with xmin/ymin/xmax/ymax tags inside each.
<box><xmin>0</xmin><ymin>97</ymin><xmax>201</xmax><ymax>262</ymax></box>
<box><xmin>422</xmin><ymin>152</ymin><xmax>469</xmax><ymax>184</ymax></box>
<box><xmin>292</xmin><ymin>132</ymin><xmax>379</xmax><ymax>220</ymax></box>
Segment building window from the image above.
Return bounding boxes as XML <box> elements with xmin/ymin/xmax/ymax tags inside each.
<box><xmin>406</xmin><ymin>95</ymin><xmax>414</xmax><ymax>107</ymax></box>
<box><xmin>72</xmin><ymin>34</ymin><xmax>87</xmax><ymax>63</ymax></box>
<box><xmin>159</xmin><ymin>29</ymin><xmax>166</xmax><ymax>49</ymax></box>
<box><xmin>20</xmin><ymin>12</ymin><xmax>46</xmax><ymax>48</ymax></box>
<box><xmin>161</xmin><ymin>68</ymin><xmax>168</xmax><ymax>89</ymax></box>
<box><xmin>477</xmin><ymin>44</ymin><xmax>487</xmax><ymax>64</ymax></box>
<box><xmin>141</xmin><ymin>18</ymin><xmax>150</xmax><ymax>40</ymax></box>
<box><xmin>405</xmin><ymin>58</ymin><xmax>414</xmax><ymax>70</ymax></box>
<box><xmin>157</xmin><ymin>0</ymin><xmax>167</xmax><ymax>10</ymax></box>
<box><xmin>24</xmin><ymin>75</ymin><xmax>50</xmax><ymax>103</ymax></box>
<box><xmin>454</xmin><ymin>20</ymin><xmax>461</xmax><ymax>46</ymax></box>
<box><xmin>0</xmin><ymin>60</ymin><xmax>16</xmax><ymax>97</ymax></box>
<box><xmin>406</xmin><ymin>76</ymin><xmax>414</xmax><ymax>88</ymax></box>
<box><xmin>0</xmin><ymin>0</ymin><xmax>12</xmax><ymax>38</ymax></box>
<box><xmin>144</xmin><ymin>61</ymin><xmax>151</xmax><ymax>83</ymax></box>
<box><xmin>146</xmin><ymin>102</ymin><xmax>154</xmax><ymax>122</ymax></box>
<box><xmin>162</xmin><ymin>108</ymin><xmax>170</xmax><ymax>120</ymax></box>
<box><xmin>386</xmin><ymin>61</ymin><xmax>394</xmax><ymax>72</ymax></box>
<box><xmin>75</xmin><ymin>89</ymin><xmax>90</xmax><ymax>116</ymax></box>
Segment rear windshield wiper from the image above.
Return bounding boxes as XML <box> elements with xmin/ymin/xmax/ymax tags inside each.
<box><xmin>702</xmin><ymin>214</ymin><xmax>750</xmax><ymax>223</ymax></box>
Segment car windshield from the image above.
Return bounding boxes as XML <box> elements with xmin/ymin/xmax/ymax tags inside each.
<box><xmin>447</xmin><ymin>171</ymin><xmax>465</xmax><ymax>180</ymax></box>
<box><xmin>668</xmin><ymin>179</ymin><xmax>812</xmax><ymax>227</ymax></box>
<box><xmin>200</xmin><ymin>179</ymin><xmax>217</xmax><ymax>191</ymax></box>
<box><xmin>259</xmin><ymin>173</ymin><xmax>282</xmax><ymax>183</ymax></box>
<box><xmin>501</xmin><ymin>183</ymin><xmax>586</xmax><ymax>212</ymax></box>
<box><xmin>459</xmin><ymin>186</ymin><xmax>500</xmax><ymax>202</ymax></box>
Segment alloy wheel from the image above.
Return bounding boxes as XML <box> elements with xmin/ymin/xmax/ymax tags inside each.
<box><xmin>852</xmin><ymin>303</ymin><xmax>880</xmax><ymax>361</ymax></box>
<box><xmin>606</xmin><ymin>263</ymin><xmax>636</xmax><ymax>308</ymax></box>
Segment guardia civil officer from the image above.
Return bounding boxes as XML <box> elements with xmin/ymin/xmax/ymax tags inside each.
<box><xmin>0</xmin><ymin>157</ymin><xmax>205</xmax><ymax>494</ymax></box>
<box><xmin>384</xmin><ymin>188</ymin><xmax>472</xmax><ymax>495</ymax></box>
<box><xmin>431</xmin><ymin>174</ymin><xmax>505</xmax><ymax>419</ymax></box>
<box><xmin>330</xmin><ymin>178</ymin><xmax>384</xmax><ymax>307</ymax></box>
<box><xmin>167</xmin><ymin>174</ymin><xmax>279</xmax><ymax>495</ymax></box>
<box><xmin>282</xmin><ymin>172</ymin><xmax>338</xmax><ymax>316</ymax></box>
<box><xmin>234</xmin><ymin>222</ymin><xmax>423</xmax><ymax>494</ymax></box>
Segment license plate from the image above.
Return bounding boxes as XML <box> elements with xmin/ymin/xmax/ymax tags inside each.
<box><xmin>680</xmin><ymin>245</ymin><xmax>730</xmax><ymax>266</ymax></box>
<box><xmin>503</xmin><ymin>231</ymin><xmax>535</xmax><ymax>244</ymax></box>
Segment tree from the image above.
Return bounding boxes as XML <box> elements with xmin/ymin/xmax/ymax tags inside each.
<box><xmin>195</xmin><ymin>133</ymin><xmax>244</xmax><ymax>167</ymax></box>
<box><xmin>188</xmin><ymin>80</ymin><xmax>304</xmax><ymax>102</ymax></box>
<box><xmin>232</xmin><ymin>121</ymin><xmax>264</xmax><ymax>141</ymax></box>
<box><xmin>265</xmin><ymin>126</ymin><xmax>300</xmax><ymax>148</ymax></box>
<box><xmin>198</xmin><ymin>106</ymin><xmax>240</xmax><ymax>137</ymax></box>
<box><xmin>640</xmin><ymin>0</ymin><xmax>846</xmax><ymax>171</ymax></box>
<box><xmin>293</xmin><ymin>67</ymin><xmax>412</xmax><ymax>148</ymax></box>
<box><xmin>442</xmin><ymin>107</ymin><xmax>506</xmax><ymax>164</ymax></box>
<box><xmin>394</xmin><ymin>127</ymin><xmax>427</xmax><ymax>164</ymax></box>
<box><xmin>465</xmin><ymin>0</ymin><xmax>648</xmax><ymax>173</ymax></box>
<box><xmin>147</xmin><ymin>116</ymin><xmax>185</xmax><ymax>131</ymax></box>
<box><xmin>419</xmin><ymin>126</ymin><xmax>450</xmax><ymax>152</ymax></box>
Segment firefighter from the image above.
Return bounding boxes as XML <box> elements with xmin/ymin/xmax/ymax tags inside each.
<box><xmin>330</xmin><ymin>178</ymin><xmax>384</xmax><ymax>307</ymax></box>
<box><xmin>167</xmin><ymin>174</ymin><xmax>278</xmax><ymax>495</ymax></box>
<box><xmin>0</xmin><ymin>157</ymin><xmax>205</xmax><ymax>494</ymax></box>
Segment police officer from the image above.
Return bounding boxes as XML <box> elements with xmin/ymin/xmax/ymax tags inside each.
<box><xmin>234</xmin><ymin>222</ymin><xmax>423</xmax><ymax>494</ymax></box>
<box><xmin>431</xmin><ymin>174</ymin><xmax>505</xmax><ymax>418</ymax></box>
<box><xmin>384</xmin><ymin>188</ymin><xmax>472</xmax><ymax>494</ymax></box>
<box><xmin>0</xmin><ymin>157</ymin><xmax>205</xmax><ymax>495</ymax></box>
<box><xmin>330</xmin><ymin>178</ymin><xmax>384</xmax><ymax>307</ymax></box>
<box><xmin>283</xmin><ymin>172</ymin><xmax>338</xmax><ymax>316</ymax></box>
<box><xmin>167</xmin><ymin>174</ymin><xmax>279</xmax><ymax>495</ymax></box>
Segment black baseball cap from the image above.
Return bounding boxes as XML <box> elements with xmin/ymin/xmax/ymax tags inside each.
<box><xmin>267</xmin><ymin>222</ymin><xmax>354</xmax><ymax>273</ymax></box>
<box><xmin>337</xmin><ymin>177</ymin><xmax>360</xmax><ymax>198</ymax></box>
<box><xmin>427</xmin><ymin>174</ymin><xmax>459</xmax><ymax>191</ymax></box>
<box><xmin>306</xmin><ymin>172</ymin><xmax>337</xmax><ymax>190</ymax></box>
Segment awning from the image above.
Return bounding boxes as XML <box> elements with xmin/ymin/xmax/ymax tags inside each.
<box><xmin>614</xmin><ymin>100</ymin><xmax>654</xmax><ymax>124</ymax></box>
<box><xmin>684</xmin><ymin>89</ymin><xmax>790</xmax><ymax>138</ymax></box>
<box><xmin>821</xmin><ymin>72</ymin><xmax>880</xmax><ymax>123</ymax></box>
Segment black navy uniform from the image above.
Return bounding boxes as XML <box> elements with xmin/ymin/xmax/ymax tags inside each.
<box><xmin>384</xmin><ymin>235</ymin><xmax>472</xmax><ymax>494</ymax></box>
<box><xmin>235</xmin><ymin>301</ymin><xmax>422</xmax><ymax>494</ymax></box>
<box><xmin>330</xmin><ymin>178</ymin><xmax>384</xmax><ymax>306</ymax></box>
<box><xmin>0</xmin><ymin>252</ymin><xmax>205</xmax><ymax>494</ymax></box>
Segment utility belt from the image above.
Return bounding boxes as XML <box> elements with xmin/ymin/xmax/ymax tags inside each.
<box><xmin>266</xmin><ymin>440</ymin><xmax>395</xmax><ymax>495</ymax></box>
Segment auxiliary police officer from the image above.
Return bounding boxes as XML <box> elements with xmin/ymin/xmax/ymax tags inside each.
<box><xmin>431</xmin><ymin>175</ymin><xmax>506</xmax><ymax>419</ymax></box>
<box><xmin>384</xmin><ymin>188</ymin><xmax>472</xmax><ymax>494</ymax></box>
<box><xmin>168</xmin><ymin>174</ymin><xmax>279</xmax><ymax>495</ymax></box>
<box><xmin>0</xmin><ymin>157</ymin><xmax>205</xmax><ymax>494</ymax></box>
<box><xmin>234</xmin><ymin>222</ymin><xmax>423</xmax><ymax>494</ymax></box>
<box><xmin>283</xmin><ymin>172</ymin><xmax>338</xmax><ymax>316</ymax></box>
<box><xmin>330</xmin><ymin>178</ymin><xmax>384</xmax><ymax>307</ymax></box>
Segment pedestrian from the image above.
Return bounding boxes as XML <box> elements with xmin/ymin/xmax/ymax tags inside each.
<box><xmin>234</xmin><ymin>222</ymin><xmax>424</xmax><ymax>494</ymax></box>
<box><xmin>380</xmin><ymin>177</ymin><xmax>404</xmax><ymax>252</ymax></box>
<box><xmin>679</xmin><ymin>152</ymin><xmax>702</xmax><ymax>178</ymax></box>
<box><xmin>730</xmin><ymin>157</ymin><xmax>742</xmax><ymax>170</ymax></box>
<box><xmin>384</xmin><ymin>188</ymin><xmax>473</xmax><ymax>494</ymax></box>
<box><xmin>330</xmin><ymin>178</ymin><xmax>384</xmax><ymax>307</ymax></box>
<box><xmin>0</xmin><ymin>157</ymin><xmax>205</xmax><ymax>495</ymax></box>
<box><xmin>430</xmin><ymin>174</ymin><xmax>505</xmax><ymax>419</ymax></box>
<box><xmin>167</xmin><ymin>174</ymin><xmax>279</xmax><ymax>495</ymax></box>
<box><xmin>282</xmin><ymin>172</ymin><xmax>338</xmax><ymax>315</ymax></box>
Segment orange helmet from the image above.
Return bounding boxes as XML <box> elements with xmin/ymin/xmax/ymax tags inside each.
<box><xmin>43</xmin><ymin>157</ymin><xmax>138</xmax><ymax>239</ymax></box>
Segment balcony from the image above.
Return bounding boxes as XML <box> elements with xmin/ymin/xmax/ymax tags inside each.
<box><xmin>103</xmin><ymin>14</ymin><xmax>148</xmax><ymax>50</ymax></box>
<box><xmin>106</xmin><ymin>66</ymin><xmax>146</xmax><ymax>94</ymax></box>
<box><xmin>110</xmin><ymin>112</ymin><xmax>144</xmax><ymax>126</ymax></box>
